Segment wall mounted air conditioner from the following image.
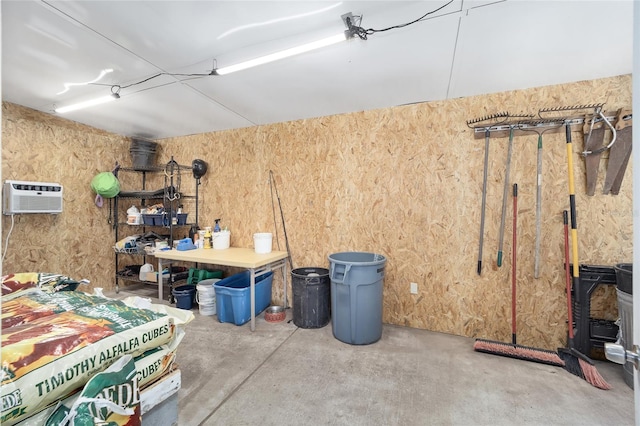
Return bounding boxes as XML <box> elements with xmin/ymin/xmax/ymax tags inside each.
<box><xmin>3</xmin><ymin>180</ymin><xmax>63</xmax><ymax>214</ymax></box>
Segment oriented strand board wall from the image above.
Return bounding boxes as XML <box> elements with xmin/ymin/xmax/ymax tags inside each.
<box><xmin>2</xmin><ymin>75</ymin><xmax>632</xmax><ymax>350</ymax></box>
<box><xmin>157</xmin><ymin>75</ymin><xmax>632</xmax><ymax>350</ymax></box>
<box><xmin>1</xmin><ymin>103</ymin><xmax>130</xmax><ymax>291</ymax></box>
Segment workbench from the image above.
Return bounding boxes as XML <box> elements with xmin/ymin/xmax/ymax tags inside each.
<box><xmin>154</xmin><ymin>247</ymin><xmax>288</xmax><ymax>331</ymax></box>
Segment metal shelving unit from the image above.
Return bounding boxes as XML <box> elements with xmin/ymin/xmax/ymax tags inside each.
<box><xmin>113</xmin><ymin>159</ymin><xmax>199</xmax><ymax>296</ymax></box>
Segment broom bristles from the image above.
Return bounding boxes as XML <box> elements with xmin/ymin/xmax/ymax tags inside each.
<box><xmin>474</xmin><ymin>339</ymin><xmax>565</xmax><ymax>367</ymax></box>
<box><xmin>557</xmin><ymin>348</ymin><xmax>611</xmax><ymax>390</ymax></box>
<box><xmin>578</xmin><ymin>358</ymin><xmax>611</xmax><ymax>390</ymax></box>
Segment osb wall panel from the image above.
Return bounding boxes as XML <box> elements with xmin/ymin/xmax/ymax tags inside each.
<box><xmin>1</xmin><ymin>103</ymin><xmax>131</xmax><ymax>292</ymax></box>
<box><xmin>1</xmin><ymin>75</ymin><xmax>631</xmax><ymax>351</ymax></box>
<box><xmin>157</xmin><ymin>75</ymin><xmax>631</xmax><ymax>350</ymax></box>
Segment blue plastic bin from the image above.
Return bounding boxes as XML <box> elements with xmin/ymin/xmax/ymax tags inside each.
<box><xmin>213</xmin><ymin>271</ymin><xmax>273</xmax><ymax>325</ymax></box>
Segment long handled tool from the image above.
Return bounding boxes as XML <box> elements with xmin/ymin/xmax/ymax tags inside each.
<box><xmin>477</xmin><ymin>128</ymin><xmax>491</xmax><ymax>275</ymax></box>
<box><xmin>467</xmin><ymin>112</ymin><xmax>509</xmax><ymax>275</ymax></box>
<box><xmin>555</xmin><ymin>111</ymin><xmax>610</xmax><ymax>388</ymax></box>
<box><xmin>558</xmin><ymin>211</ymin><xmax>611</xmax><ymax>389</ymax></box>
<box><xmin>537</xmin><ymin>105</ymin><xmax>598</xmax><ymax>297</ymax></box>
<box><xmin>496</xmin><ymin>128</ymin><xmax>514</xmax><ymax>268</ymax></box>
<box><xmin>496</xmin><ymin>115</ymin><xmax>533</xmax><ymax>268</ymax></box>
<box><xmin>474</xmin><ymin>184</ymin><xmax>564</xmax><ymax>366</ymax></box>
<box><xmin>518</xmin><ymin>120</ymin><xmax>563</xmax><ymax>278</ymax></box>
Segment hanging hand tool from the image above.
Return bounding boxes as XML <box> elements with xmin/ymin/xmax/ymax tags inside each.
<box><xmin>581</xmin><ymin>104</ymin><xmax>617</xmax><ymax>195</ymax></box>
<box><xmin>581</xmin><ymin>105</ymin><xmax>617</xmax><ymax>156</ymax></box>
<box><xmin>582</xmin><ymin>117</ymin><xmax>606</xmax><ymax>196</ymax></box>
<box><xmin>478</xmin><ymin>128</ymin><xmax>491</xmax><ymax>275</ymax></box>
<box><xmin>538</xmin><ymin>104</ymin><xmax>599</xmax><ymax>305</ymax></box>
<box><xmin>467</xmin><ymin>112</ymin><xmax>509</xmax><ymax>275</ymax></box>
<box><xmin>518</xmin><ymin>119</ymin><xmax>562</xmax><ymax>278</ymax></box>
<box><xmin>496</xmin><ymin>127</ymin><xmax>514</xmax><ymax>268</ymax></box>
<box><xmin>603</xmin><ymin>109</ymin><xmax>632</xmax><ymax>195</ymax></box>
<box><xmin>495</xmin><ymin>114</ymin><xmax>533</xmax><ymax>268</ymax></box>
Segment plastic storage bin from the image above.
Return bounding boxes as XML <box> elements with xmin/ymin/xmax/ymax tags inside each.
<box><xmin>170</xmin><ymin>213</ymin><xmax>188</xmax><ymax>225</ymax></box>
<box><xmin>142</xmin><ymin>214</ymin><xmax>164</xmax><ymax>226</ymax></box>
<box><xmin>292</xmin><ymin>267</ymin><xmax>330</xmax><ymax>329</ymax></box>
<box><xmin>187</xmin><ymin>268</ymin><xmax>223</xmax><ymax>285</ymax></box>
<box><xmin>329</xmin><ymin>252</ymin><xmax>386</xmax><ymax>345</ymax></box>
<box><xmin>213</xmin><ymin>271</ymin><xmax>273</xmax><ymax>325</ymax></box>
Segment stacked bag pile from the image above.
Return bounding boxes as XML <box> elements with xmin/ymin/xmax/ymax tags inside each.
<box><xmin>1</xmin><ymin>272</ymin><xmax>193</xmax><ymax>426</ymax></box>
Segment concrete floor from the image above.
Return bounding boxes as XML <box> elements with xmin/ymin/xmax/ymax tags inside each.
<box><xmin>112</xmin><ymin>284</ymin><xmax>634</xmax><ymax>426</ymax></box>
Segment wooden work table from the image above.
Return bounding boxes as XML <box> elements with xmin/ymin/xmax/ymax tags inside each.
<box><xmin>154</xmin><ymin>247</ymin><xmax>288</xmax><ymax>331</ymax></box>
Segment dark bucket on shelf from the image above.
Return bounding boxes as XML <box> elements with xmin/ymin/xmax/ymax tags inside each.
<box><xmin>172</xmin><ymin>285</ymin><xmax>196</xmax><ymax>310</ymax></box>
<box><xmin>130</xmin><ymin>138</ymin><xmax>158</xmax><ymax>170</ymax></box>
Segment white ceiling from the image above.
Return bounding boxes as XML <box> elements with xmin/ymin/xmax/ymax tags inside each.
<box><xmin>1</xmin><ymin>0</ymin><xmax>634</xmax><ymax>139</ymax></box>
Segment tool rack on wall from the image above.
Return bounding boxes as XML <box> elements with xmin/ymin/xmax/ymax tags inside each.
<box><xmin>470</xmin><ymin>109</ymin><xmax>630</xmax><ymax>140</ymax></box>
<box><xmin>467</xmin><ymin>104</ymin><xmax>631</xmax><ymax>361</ymax></box>
<box><xmin>466</xmin><ymin>106</ymin><xmax>633</xmax><ymax>271</ymax></box>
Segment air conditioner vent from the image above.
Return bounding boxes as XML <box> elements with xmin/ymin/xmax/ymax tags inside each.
<box><xmin>3</xmin><ymin>180</ymin><xmax>63</xmax><ymax>214</ymax></box>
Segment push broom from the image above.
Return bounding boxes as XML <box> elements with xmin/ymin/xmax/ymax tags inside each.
<box><xmin>474</xmin><ymin>184</ymin><xmax>565</xmax><ymax>366</ymax></box>
<box><xmin>556</xmin><ymin>124</ymin><xmax>611</xmax><ymax>390</ymax></box>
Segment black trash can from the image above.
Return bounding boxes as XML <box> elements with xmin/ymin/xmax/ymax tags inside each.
<box><xmin>292</xmin><ymin>267</ymin><xmax>330</xmax><ymax>329</ymax></box>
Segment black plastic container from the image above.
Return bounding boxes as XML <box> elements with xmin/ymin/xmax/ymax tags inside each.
<box><xmin>292</xmin><ymin>267</ymin><xmax>330</xmax><ymax>329</ymax></box>
<box><xmin>569</xmin><ymin>264</ymin><xmax>618</xmax><ymax>359</ymax></box>
<box><xmin>615</xmin><ymin>263</ymin><xmax>632</xmax><ymax>295</ymax></box>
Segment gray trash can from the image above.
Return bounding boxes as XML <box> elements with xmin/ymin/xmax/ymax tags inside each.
<box><xmin>615</xmin><ymin>263</ymin><xmax>633</xmax><ymax>389</ymax></box>
<box><xmin>328</xmin><ymin>252</ymin><xmax>386</xmax><ymax>345</ymax></box>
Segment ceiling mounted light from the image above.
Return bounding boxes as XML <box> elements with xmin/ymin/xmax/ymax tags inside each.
<box><xmin>54</xmin><ymin>93</ymin><xmax>120</xmax><ymax>114</ymax></box>
<box><xmin>212</xmin><ymin>32</ymin><xmax>350</xmax><ymax>75</ymax></box>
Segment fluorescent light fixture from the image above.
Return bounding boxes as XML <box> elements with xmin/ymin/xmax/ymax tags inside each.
<box><xmin>54</xmin><ymin>93</ymin><xmax>120</xmax><ymax>114</ymax></box>
<box><xmin>213</xmin><ymin>32</ymin><xmax>348</xmax><ymax>75</ymax></box>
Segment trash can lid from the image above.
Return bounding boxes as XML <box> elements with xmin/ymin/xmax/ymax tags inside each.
<box><xmin>328</xmin><ymin>252</ymin><xmax>386</xmax><ymax>265</ymax></box>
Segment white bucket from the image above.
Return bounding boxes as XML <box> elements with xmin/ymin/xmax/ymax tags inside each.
<box><xmin>196</xmin><ymin>279</ymin><xmax>219</xmax><ymax>316</ymax></box>
<box><xmin>254</xmin><ymin>232</ymin><xmax>273</xmax><ymax>254</ymax></box>
<box><xmin>212</xmin><ymin>230</ymin><xmax>231</xmax><ymax>250</ymax></box>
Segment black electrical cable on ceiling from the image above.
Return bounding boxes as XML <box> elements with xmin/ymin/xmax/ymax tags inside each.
<box><xmin>103</xmin><ymin>1</ymin><xmax>454</xmax><ymax>94</ymax></box>
<box><xmin>348</xmin><ymin>0</ymin><xmax>454</xmax><ymax>40</ymax></box>
<box><xmin>110</xmin><ymin>71</ymin><xmax>212</xmax><ymax>93</ymax></box>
